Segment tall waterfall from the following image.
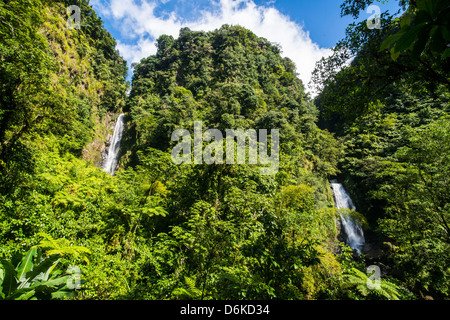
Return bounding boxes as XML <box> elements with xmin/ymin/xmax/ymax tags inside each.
<box><xmin>103</xmin><ymin>113</ymin><xmax>125</xmax><ymax>176</ymax></box>
<box><xmin>330</xmin><ymin>182</ymin><xmax>365</xmax><ymax>253</ymax></box>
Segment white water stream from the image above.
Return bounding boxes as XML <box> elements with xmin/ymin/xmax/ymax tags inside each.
<box><xmin>103</xmin><ymin>114</ymin><xmax>125</xmax><ymax>176</ymax></box>
<box><xmin>330</xmin><ymin>182</ymin><xmax>365</xmax><ymax>253</ymax></box>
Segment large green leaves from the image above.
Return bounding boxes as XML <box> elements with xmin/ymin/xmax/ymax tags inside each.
<box><xmin>16</xmin><ymin>247</ymin><xmax>37</xmax><ymax>283</ymax></box>
<box><xmin>0</xmin><ymin>239</ymin><xmax>89</xmax><ymax>300</ymax></box>
<box><xmin>0</xmin><ymin>259</ymin><xmax>17</xmax><ymax>299</ymax></box>
<box><xmin>381</xmin><ymin>0</ymin><xmax>450</xmax><ymax>60</ymax></box>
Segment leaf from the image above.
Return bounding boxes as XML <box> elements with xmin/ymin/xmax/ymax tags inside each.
<box><xmin>378</xmin><ymin>281</ymin><xmax>401</xmax><ymax>300</ymax></box>
<box><xmin>14</xmin><ymin>289</ymin><xmax>36</xmax><ymax>300</ymax></box>
<box><xmin>399</xmin><ymin>14</ymin><xmax>411</xmax><ymax>29</ymax></box>
<box><xmin>416</xmin><ymin>0</ymin><xmax>439</xmax><ymax>18</ymax></box>
<box><xmin>16</xmin><ymin>247</ymin><xmax>37</xmax><ymax>283</ymax></box>
<box><xmin>393</xmin><ymin>23</ymin><xmax>427</xmax><ymax>53</ymax></box>
<box><xmin>429</xmin><ymin>25</ymin><xmax>440</xmax><ymax>39</ymax></box>
<box><xmin>0</xmin><ymin>259</ymin><xmax>17</xmax><ymax>298</ymax></box>
<box><xmin>30</xmin><ymin>275</ymin><xmax>71</xmax><ymax>290</ymax></box>
<box><xmin>380</xmin><ymin>33</ymin><xmax>402</xmax><ymax>51</ymax></box>
<box><xmin>429</xmin><ymin>27</ymin><xmax>446</xmax><ymax>53</ymax></box>
<box><xmin>51</xmin><ymin>290</ymin><xmax>77</xmax><ymax>299</ymax></box>
<box><xmin>36</xmin><ymin>233</ymin><xmax>91</xmax><ymax>263</ymax></box>
<box><xmin>10</xmin><ymin>252</ymin><xmax>24</xmax><ymax>268</ymax></box>
<box><xmin>442</xmin><ymin>48</ymin><xmax>450</xmax><ymax>59</ymax></box>
<box><xmin>0</xmin><ymin>268</ymin><xmax>4</xmax><ymax>300</ymax></box>
<box><xmin>390</xmin><ymin>47</ymin><xmax>402</xmax><ymax>61</ymax></box>
<box><xmin>441</xmin><ymin>25</ymin><xmax>450</xmax><ymax>41</ymax></box>
<box><xmin>344</xmin><ymin>268</ymin><xmax>401</xmax><ymax>300</ymax></box>
<box><xmin>24</xmin><ymin>254</ymin><xmax>60</xmax><ymax>285</ymax></box>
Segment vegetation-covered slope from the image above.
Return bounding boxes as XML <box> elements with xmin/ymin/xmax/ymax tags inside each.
<box><xmin>1</xmin><ymin>0</ymin><xmax>447</xmax><ymax>301</ymax></box>
<box><xmin>0</xmin><ymin>0</ymin><xmax>130</xmax><ymax>298</ymax></box>
<box><xmin>0</xmin><ymin>0</ymin><xmax>128</xmax><ymax>168</ymax></box>
<box><xmin>115</xmin><ymin>25</ymin><xmax>352</xmax><ymax>300</ymax></box>
<box><xmin>314</xmin><ymin>0</ymin><xmax>449</xmax><ymax>298</ymax></box>
<box><xmin>125</xmin><ymin>25</ymin><xmax>340</xmax><ymax>176</ymax></box>
<box><xmin>0</xmin><ymin>6</ymin><xmax>355</xmax><ymax>299</ymax></box>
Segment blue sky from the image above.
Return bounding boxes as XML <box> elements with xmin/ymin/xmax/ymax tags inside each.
<box><xmin>89</xmin><ymin>0</ymin><xmax>402</xmax><ymax>91</ymax></box>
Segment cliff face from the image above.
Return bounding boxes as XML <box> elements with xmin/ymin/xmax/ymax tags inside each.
<box><xmin>81</xmin><ymin>112</ymin><xmax>118</xmax><ymax>168</ymax></box>
<box><xmin>43</xmin><ymin>1</ymin><xmax>129</xmax><ymax>159</ymax></box>
<box><xmin>0</xmin><ymin>0</ymin><xmax>128</xmax><ymax>165</ymax></box>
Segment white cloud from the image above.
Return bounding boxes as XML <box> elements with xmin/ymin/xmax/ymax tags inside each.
<box><xmin>95</xmin><ymin>0</ymin><xmax>332</xmax><ymax>93</ymax></box>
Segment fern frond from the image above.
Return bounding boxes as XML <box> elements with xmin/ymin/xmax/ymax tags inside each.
<box><xmin>343</xmin><ymin>267</ymin><xmax>401</xmax><ymax>300</ymax></box>
<box><xmin>36</xmin><ymin>233</ymin><xmax>91</xmax><ymax>264</ymax></box>
<box><xmin>378</xmin><ymin>280</ymin><xmax>400</xmax><ymax>300</ymax></box>
<box><xmin>172</xmin><ymin>276</ymin><xmax>202</xmax><ymax>299</ymax></box>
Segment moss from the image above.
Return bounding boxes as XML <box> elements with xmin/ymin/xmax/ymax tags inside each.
<box><xmin>337</xmin><ymin>209</ymin><xmax>369</xmax><ymax>230</ymax></box>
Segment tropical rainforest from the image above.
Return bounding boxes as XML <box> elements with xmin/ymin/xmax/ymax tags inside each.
<box><xmin>0</xmin><ymin>0</ymin><xmax>448</xmax><ymax>301</ymax></box>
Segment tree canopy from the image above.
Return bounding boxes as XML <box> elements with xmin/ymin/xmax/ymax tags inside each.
<box><xmin>0</xmin><ymin>0</ymin><xmax>448</xmax><ymax>302</ymax></box>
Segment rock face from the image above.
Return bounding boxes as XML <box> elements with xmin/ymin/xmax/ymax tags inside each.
<box><xmin>81</xmin><ymin>113</ymin><xmax>117</xmax><ymax>168</ymax></box>
<box><xmin>362</xmin><ymin>242</ymin><xmax>383</xmax><ymax>261</ymax></box>
<box><xmin>82</xmin><ymin>139</ymin><xmax>106</xmax><ymax>167</ymax></box>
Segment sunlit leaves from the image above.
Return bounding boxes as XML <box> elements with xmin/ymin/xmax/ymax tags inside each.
<box><xmin>343</xmin><ymin>267</ymin><xmax>401</xmax><ymax>300</ymax></box>
<box><xmin>380</xmin><ymin>0</ymin><xmax>450</xmax><ymax>61</ymax></box>
<box><xmin>0</xmin><ymin>237</ymin><xmax>89</xmax><ymax>300</ymax></box>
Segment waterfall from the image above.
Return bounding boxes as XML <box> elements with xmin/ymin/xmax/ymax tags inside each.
<box><xmin>330</xmin><ymin>182</ymin><xmax>365</xmax><ymax>253</ymax></box>
<box><xmin>103</xmin><ymin>114</ymin><xmax>125</xmax><ymax>176</ymax></box>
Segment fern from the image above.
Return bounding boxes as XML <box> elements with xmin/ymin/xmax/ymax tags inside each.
<box><xmin>344</xmin><ymin>268</ymin><xmax>400</xmax><ymax>300</ymax></box>
<box><xmin>172</xmin><ymin>276</ymin><xmax>203</xmax><ymax>300</ymax></box>
<box><xmin>375</xmin><ymin>279</ymin><xmax>402</xmax><ymax>301</ymax></box>
<box><xmin>36</xmin><ymin>233</ymin><xmax>91</xmax><ymax>264</ymax></box>
<box><xmin>344</xmin><ymin>268</ymin><xmax>371</xmax><ymax>296</ymax></box>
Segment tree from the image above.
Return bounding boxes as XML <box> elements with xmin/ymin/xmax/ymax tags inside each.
<box><xmin>380</xmin><ymin>0</ymin><xmax>450</xmax><ymax>61</ymax></box>
<box><xmin>375</xmin><ymin>120</ymin><xmax>450</xmax><ymax>298</ymax></box>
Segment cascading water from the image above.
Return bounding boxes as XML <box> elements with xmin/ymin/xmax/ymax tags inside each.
<box><xmin>103</xmin><ymin>113</ymin><xmax>125</xmax><ymax>176</ymax></box>
<box><xmin>330</xmin><ymin>182</ymin><xmax>365</xmax><ymax>253</ymax></box>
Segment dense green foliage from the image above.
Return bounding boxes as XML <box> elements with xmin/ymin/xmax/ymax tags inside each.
<box><xmin>111</xmin><ymin>25</ymin><xmax>350</xmax><ymax>300</ymax></box>
<box><xmin>1</xmin><ymin>0</ymin><xmax>447</xmax><ymax>301</ymax></box>
<box><xmin>0</xmin><ymin>0</ymin><xmax>128</xmax><ymax>169</ymax></box>
<box><xmin>0</xmin><ymin>233</ymin><xmax>90</xmax><ymax>300</ymax></box>
<box><xmin>314</xmin><ymin>0</ymin><xmax>449</xmax><ymax>299</ymax></box>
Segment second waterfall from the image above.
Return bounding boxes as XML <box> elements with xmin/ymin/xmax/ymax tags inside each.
<box><xmin>330</xmin><ymin>182</ymin><xmax>366</xmax><ymax>254</ymax></box>
<box><xmin>103</xmin><ymin>113</ymin><xmax>125</xmax><ymax>176</ymax></box>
